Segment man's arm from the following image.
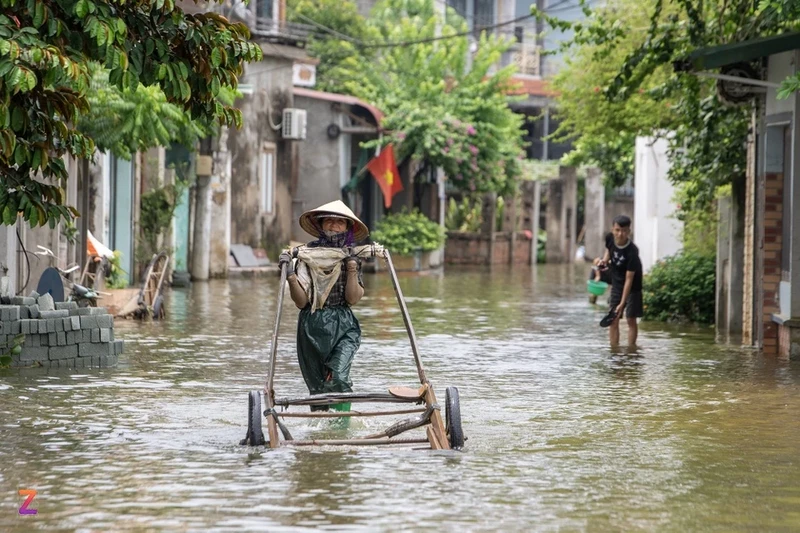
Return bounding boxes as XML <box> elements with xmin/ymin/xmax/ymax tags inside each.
<box><xmin>616</xmin><ymin>270</ymin><xmax>635</xmax><ymax>315</ymax></box>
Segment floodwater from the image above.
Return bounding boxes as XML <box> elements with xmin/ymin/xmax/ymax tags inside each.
<box><xmin>2</xmin><ymin>265</ymin><xmax>800</xmax><ymax>531</ymax></box>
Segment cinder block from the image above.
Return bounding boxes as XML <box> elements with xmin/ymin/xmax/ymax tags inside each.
<box><xmin>47</xmin><ymin>319</ymin><xmax>57</xmax><ymax>333</ymax></box>
<box><xmin>66</xmin><ymin>331</ymin><xmax>78</xmax><ymax>345</ymax></box>
<box><xmin>54</xmin><ymin>318</ymin><xmax>64</xmax><ymax>332</ymax></box>
<box><xmin>11</xmin><ymin>296</ymin><xmax>35</xmax><ymax>306</ymax></box>
<box><xmin>48</xmin><ymin>332</ymin><xmax>57</xmax><ymax>346</ymax></box>
<box><xmin>0</xmin><ymin>305</ymin><xmax>20</xmax><ymax>321</ymax></box>
<box><xmin>10</xmin><ymin>321</ymin><xmax>20</xmax><ymax>335</ymax></box>
<box><xmin>82</xmin><ymin>330</ymin><xmax>91</xmax><ymax>343</ymax></box>
<box><xmin>79</xmin><ymin>343</ymin><xmax>108</xmax><ymax>357</ymax></box>
<box><xmin>20</xmin><ymin>346</ymin><xmax>49</xmax><ymax>361</ymax></box>
<box><xmin>27</xmin><ymin>304</ymin><xmax>40</xmax><ymax>319</ymax></box>
<box><xmin>57</xmin><ymin>331</ymin><xmax>66</xmax><ymax>346</ymax></box>
<box><xmin>40</xmin><ymin>333</ymin><xmax>49</xmax><ymax>346</ymax></box>
<box><xmin>20</xmin><ymin>320</ymin><xmax>31</xmax><ymax>335</ymax></box>
<box><xmin>90</xmin><ymin>307</ymin><xmax>109</xmax><ymax>316</ymax></box>
<box><xmin>40</xmin><ymin>310</ymin><xmax>69</xmax><ymax>319</ymax></box>
<box><xmin>70</xmin><ymin>308</ymin><xmax>93</xmax><ymax>316</ymax></box>
<box><xmin>19</xmin><ymin>306</ymin><xmax>29</xmax><ymax>319</ymax></box>
<box><xmin>55</xmin><ymin>301</ymin><xmax>78</xmax><ymax>311</ymax></box>
<box><xmin>99</xmin><ymin>328</ymin><xmax>111</xmax><ymax>343</ymax></box>
<box><xmin>91</xmin><ymin>329</ymin><xmax>100</xmax><ymax>343</ymax></box>
<box><xmin>62</xmin><ymin>317</ymin><xmax>72</xmax><ymax>331</ymax></box>
<box><xmin>114</xmin><ymin>340</ymin><xmax>124</xmax><ymax>355</ymax></box>
<box><xmin>80</xmin><ymin>316</ymin><xmax>98</xmax><ymax>330</ymax></box>
<box><xmin>29</xmin><ymin>320</ymin><xmax>39</xmax><ymax>334</ymax></box>
<box><xmin>91</xmin><ymin>356</ymin><xmax>101</xmax><ymax>367</ymax></box>
<box><xmin>28</xmin><ymin>334</ymin><xmax>39</xmax><ymax>347</ymax></box>
<box><xmin>29</xmin><ymin>291</ymin><xmax>39</xmax><ymax>299</ymax></box>
<box><xmin>70</xmin><ymin>316</ymin><xmax>80</xmax><ymax>330</ymax></box>
<box><xmin>74</xmin><ymin>357</ymin><xmax>86</xmax><ymax>369</ymax></box>
<box><xmin>49</xmin><ymin>345</ymin><xmax>78</xmax><ymax>360</ymax></box>
<box><xmin>96</xmin><ymin>315</ymin><xmax>114</xmax><ymax>329</ymax></box>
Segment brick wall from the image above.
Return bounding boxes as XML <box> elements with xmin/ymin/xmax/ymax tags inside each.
<box><xmin>0</xmin><ymin>299</ymin><xmax>123</xmax><ymax>369</ymax></box>
<box><xmin>762</xmin><ymin>172</ymin><xmax>783</xmax><ymax>355</ymax></box>
<box><xmin>445</xmin><ymin>232</ymin><xmax>533</xmax><ymax>265</ymax></box>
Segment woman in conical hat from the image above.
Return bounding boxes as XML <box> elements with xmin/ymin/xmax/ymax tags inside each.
<box><xmin>278</xmin><ymin>201</ymin><xmax>369</xmax><ymax>409</ymax></box>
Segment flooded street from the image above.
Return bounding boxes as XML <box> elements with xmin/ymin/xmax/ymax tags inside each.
<box><xmin>3</xmin><ymin>264</ymin><xmax>800</xmax><ymax>531</ymax></box>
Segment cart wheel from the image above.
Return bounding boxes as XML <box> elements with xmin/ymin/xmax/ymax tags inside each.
<box><xmin>445</xmin><ymin>386</ymin><xmax>465</xmax><ymax>450</ymax></box>
<box><xmin>246</xmin><ymin>391</ymin><xmax>266</xmax><ymax>446</ymax></box>
<box><xmin>153</xmin><ymin>295</ymin><xmax>164</xmax><ymax>320</ymax></box>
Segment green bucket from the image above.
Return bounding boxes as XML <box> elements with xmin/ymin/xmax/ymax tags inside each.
<box><xmin>587</xmin><ymin>279</ymin><xmax>609</xmax><ymax>296</ymax></box>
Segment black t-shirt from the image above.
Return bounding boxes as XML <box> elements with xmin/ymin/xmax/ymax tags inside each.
<box><xmin>605</xmin><ymin>233</ymin><xmax>643</xmax><ymax>292</ymax></box>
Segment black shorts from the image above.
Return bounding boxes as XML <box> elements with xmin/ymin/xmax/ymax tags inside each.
<box><xmin>608</xmin><ymin>285</ymin><xmax>643</xmax><ymax>318</ymax></box>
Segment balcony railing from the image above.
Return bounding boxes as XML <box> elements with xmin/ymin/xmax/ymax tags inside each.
<box><xmin>251</xmin><ymin>17</ymin><xmax>313</xmax><ymax>44</ymax></box>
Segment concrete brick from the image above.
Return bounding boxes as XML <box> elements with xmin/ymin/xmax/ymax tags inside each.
<box><xmin>20</xmin><ymin>320</ymin><xmax>32</xmax><ymax>335</ymax></box>
<box><xmin>91</xmin><ymin>356</ymin><xmax>101</xmax><ymax>367</ymax></box>
<box><xmin>11</xmin><ymin>296</ymin><xmax>35</xmax><ymax>306</ymax></box>
<box><xmin>82</xmin><ymin>329</ymin><xmax>91</xmax><ymax>343</ymax></box>
<box><xmin>20</xmin><ymin>346</ymin><xmax>49</xmax><ymax>361</ymax></box>
<box><xmin>48</xmin><ymin>332</ymin><xmax>57</xmax><ymax>346</ymax></box>
<box><xmin>49</xmin><ymin>344</ymin><xmax>78</xmax><ymax>360</ymax></box>
<box><xmin>79</xmin><ymin>343</ymin><xmax>109</xmax><ymax>357</ymax></box>
<box><xmin>80</xmin><ymin>316</ymin><xmax>98</xmax><ymax>330</ymax></box>
<box><xmin>74</xmin><ymin>357</ymin><xmax>87</xmax><ymax>368</ymax></box>
<box><xmin>91</xmin><ymin>329</ymin><xmax>100</xmax><ymax>343</ymax></box>
<box><xmin>70</xmin><ymin>308</ymin><xmax>94</xmax><ymax>316</ymax></box>
<box><xmin>19</xmin><ymin>306</ymin><xmax>29</xmax><ymax>319</ymax></box>
<box><xmin>29</xmin><ymin>320</ymin><xmax>39</xmax><ymax>334</ymax></box>
<box><xmin>40</xmin><ymin>333</ymin><xmax>49</xmax><ymax>346</ymax></box>
<box><xmin>57</xmin><ymin>331</ymin><xmax>66</xmax><ymax>346</ymax></box>
<box><xmin>99</xmin><ymin>328</ymin><xmax>111</xmax><ymax>343</ymax></box>
<box><xmin>47</xmin><ymin>319</ymin><xmax>57</xmax><ymax>333</ymax></box>
<box><xmin>29</xmin><ymin>291</ymin><xmax>39</xmax><ymax>299</ymax></box>
<box><xmin>62</xmin><ymin>317</ymin><xmax>72</xmax><ymax>331</ymax></box>
<box><xmin>37</xmin><ymin>293</ymin><xmax>55</xmax><ymax>311</ymax></box>
<box><xmin>9</xmin><ymin>321</ymin><xmax>19</xmax><ymax>335</ymax></box>
<box><xmin>55</xmin><ymin>301</ymin><xmax>78</xmax><ymax>311</ymax></box>
<box><xmin>28</xmin><ymin>334</ymin><xmax>39</xmax><ymax>347</ymax></box>
<box><xmin>27</xmin><ymin>304</ymin><xmax>39</xmax><ymax>319</ymax></box>
<box><xmin>0</xmin><ymin>305</ymin><xmax>20</xmax><ymax>321</ymax></box>
<box><xmin>96</xmin><ymin>315</ymin><xmax>113</xmax><ymax>329</ymax></box>
<box><xmin>66</xmin><ymin>331</ymin><xmax>78</xmax><ymax>345</ymax></box>
<box><xmin>113</xmin><ymin>340</ymin><xmax>124</xmax><ymax>355</ymax></box>
<box><xmin>40</xmin><ymin>309</ymin><xmax>68</xmax><ymax>319</ymax></box>
<box><xmin>70</xmin><ymin>316</ymin><xmax>80</xmax><ymax>330</ymax></box>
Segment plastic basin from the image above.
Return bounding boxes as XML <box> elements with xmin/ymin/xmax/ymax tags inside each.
<box><xmin>587</xmin><ymin>279</ymin><xmax>609</xmax><ymax>296</ymax></box>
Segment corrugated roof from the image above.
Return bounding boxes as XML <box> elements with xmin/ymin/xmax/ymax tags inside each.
<box><xmin>293</xmin><ymin>87</ymin><xmax>384</xmax><ymax>125</ymax></box>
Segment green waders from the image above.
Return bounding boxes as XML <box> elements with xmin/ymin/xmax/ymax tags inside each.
<box><xmin>296</xmin><ymin>305</ymin><xmax>361</xmax><ymax>411</ymax></box>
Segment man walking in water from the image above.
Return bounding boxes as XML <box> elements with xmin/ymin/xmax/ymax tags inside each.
<box><xmin>598</xmin><ymin>215</ymin><xmax>643</xmax><ymax>347</ymax></box>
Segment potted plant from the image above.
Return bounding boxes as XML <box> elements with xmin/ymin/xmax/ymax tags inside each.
<box><xmin>371</xmin><ymin>209</ymin><xmax>446</xmax><ymax>271</ymax></box>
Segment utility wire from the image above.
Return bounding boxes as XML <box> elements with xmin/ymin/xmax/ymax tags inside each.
<box><xmin>293</xmin><ymin>12</ymin><xmax>537</xmax><ymax>48</ymax></box>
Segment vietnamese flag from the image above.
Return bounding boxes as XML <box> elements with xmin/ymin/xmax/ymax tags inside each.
<box><xmin>366</xmin><ymin>144</ymin><xmax>403</xmax><ymax>208</ymax></box>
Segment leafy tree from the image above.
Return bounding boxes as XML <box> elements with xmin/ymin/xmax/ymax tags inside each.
<box><xmin>286</xmin><ymin>0</ymin><xmax>377</xmax><ymax>93</ymax></box>
<box><xmin>324</xmin><ymin>0</ymin><xmax>526</xmax><ymax>196</ymax></box>
<box><xmin>0</xmin><ymin>0</ymin><xmax>263</xmax><ymax>227</ymax></box>
<box><xmin>540</xmin><ymin>0</ymin><xmax>799</xmax><ymax>211</ymax></box>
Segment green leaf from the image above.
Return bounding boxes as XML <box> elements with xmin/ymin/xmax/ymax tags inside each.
<box><xmin>211</xmin><ymin>48</ymin><xmax>222</xmax><ymax>68</ymax></box>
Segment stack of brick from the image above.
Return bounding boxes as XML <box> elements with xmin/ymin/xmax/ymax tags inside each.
<box><xmin>0</xmin><ymin>294</ymin><xmax>124</xmax><ymax>368</ymax></box>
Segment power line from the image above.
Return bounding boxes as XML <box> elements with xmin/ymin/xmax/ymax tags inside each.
<box><xmin>292</xmin><ymin>12</ymin><xmax>537</xmax><ymax>49</ymax></box>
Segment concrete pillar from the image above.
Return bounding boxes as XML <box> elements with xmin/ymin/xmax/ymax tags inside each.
<box><xmin>0</xmin><ymin>222</ymin><xmax>17</xmax><ymax>297</ymax></box>
<box><xmin>531</xmin><ymin>180</ymin><xmax>541</xmax><ymax>265</ymax></box>
<box><xmin>546</xmin><ymin>178</ymin><xmax>565</xmax><ymax>263</ymax></box>
<box><xmin>563</xmin><ymin>166</ymin><xmax>578</xmax><ymax>263</ymax></box>
<box><xmin>209</xmin><ymin>127</ymin><xmax>232</xmax><ymax>278</ymax></box>
<box><xmin>481</xmin><ymin>192</ymin><xmax>497</xmax><ymax>265</ymax></box>
<box><xmin>584</xmin><ymin>167</ymin><xmax>606</xmax><ymax>260</ymax></box>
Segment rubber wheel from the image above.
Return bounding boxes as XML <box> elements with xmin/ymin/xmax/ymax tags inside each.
<box><xmin>153</xmin><ymin>295</ymin><xmax>164</xmax><ymax>320</ymax></box>
<box><xmin>247</xmin><ymin>391</ymin><xmax>266</xmax><ymax>446</ymax></box>
<box><xmin>445</xmin><ymin>386</ymin><xmax>465</xmax><ymax>450</ymax></box>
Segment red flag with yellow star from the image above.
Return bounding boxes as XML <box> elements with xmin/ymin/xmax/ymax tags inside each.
<box><xmin>366</xmin><ymin>144</ymin><xmax>403</xmax><ymax>208</ymax></box>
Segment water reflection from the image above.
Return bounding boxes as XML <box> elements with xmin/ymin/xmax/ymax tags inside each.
<box><xmin>2</xmin><ymin>264</ymin><xmax>800</xmax><ymax>531</ymax></box>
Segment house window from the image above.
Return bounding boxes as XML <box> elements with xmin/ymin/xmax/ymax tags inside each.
<box><xmin>256</xmin><ymin>0</ymin><xmax>276</xmax><ymax>19</ymax></box>
<box><xmin>260</xmin><ymin>143</ymin><xmax>276</xmax><ymax>214</ymax></box>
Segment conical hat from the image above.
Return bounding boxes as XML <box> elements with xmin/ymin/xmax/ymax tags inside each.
<box><xmin>299</xmin><ymin>200</ymin><xmax>369</xmax><ymax>241</ymax></box>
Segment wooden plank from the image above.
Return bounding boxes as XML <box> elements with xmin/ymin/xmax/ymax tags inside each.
<box><xmin>265</xmin><ymin>263</ymin><xmax>288</xmax><ymax>449</ymax></box>
<box><xmin>426</xmin><ymin>426</ymin><xmax>442</xmax><ymax>450</ymax></box>
<box><xmin>424</xmin><ymin>386</ymin><xmax>450</xmax><ymax>450</ymax></box>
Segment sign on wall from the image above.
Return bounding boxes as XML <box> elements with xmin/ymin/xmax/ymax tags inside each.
<box><xmin>292</xmin><ymin>63</ymin><xmax>316</xmax><ymax>87</ymax></box>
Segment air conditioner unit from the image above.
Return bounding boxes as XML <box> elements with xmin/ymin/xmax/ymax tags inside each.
<box><xmin>282</xmin><ymin>108</ymin><xmax>307</xmax><ymax>140</ymax></box>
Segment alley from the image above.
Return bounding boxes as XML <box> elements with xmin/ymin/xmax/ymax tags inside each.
<box><xmin>2</xmin><ymin>265</ymin><xmax>800</xmax><ymax>531</ymax></box>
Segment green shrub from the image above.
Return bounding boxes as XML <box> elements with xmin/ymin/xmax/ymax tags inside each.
<box><xmin>372</xmin><ymin>209</ymin><xmax>446</xmax><ymax>256</ymax></box>
<box><xmin>643</xmin><ymin>252</ymin><xmax>716</xmax><ymax>324</ymax></box>
<box><xmin>445</xmin><ymin>196</ymin><xmax>483</xmax><ymax>232</ymax></box>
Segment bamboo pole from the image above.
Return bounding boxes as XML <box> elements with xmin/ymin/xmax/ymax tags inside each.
<box><xmin>264</xmin><ymin>262</ymin><xmax>288</xmax><ymax>448</ymax></box>
<box><xmin>276</xmin><ymin>408</ymin><xmax>426</xmax><ymax>418</ymax></box>
<box><xmin>383</xmin><ymin>249</ymin><xmax>428</xmax><ymax>385</ymax></box>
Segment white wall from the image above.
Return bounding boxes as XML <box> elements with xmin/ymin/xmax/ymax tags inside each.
<box><xmin>634</xmin><ymin>136</ymin><xmax>683</xmax><ymax>273</ymax></box>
